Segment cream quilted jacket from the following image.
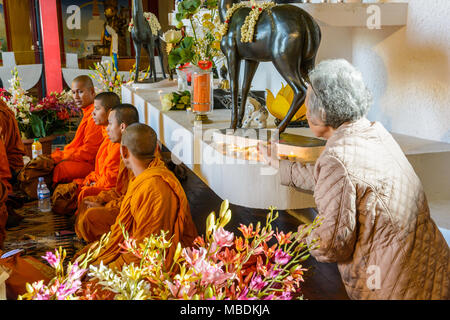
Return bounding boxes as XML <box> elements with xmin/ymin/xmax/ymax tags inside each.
<box><xmin>280</xmin><ymin>118</ymin><xmax>449</xmax><ymax>300</ymax></box>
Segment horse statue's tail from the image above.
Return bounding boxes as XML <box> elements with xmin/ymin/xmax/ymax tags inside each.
<box><xmin>300</xmin><ymin>12</ymin><xmax>322</xmax><ymax>85</ymax></box>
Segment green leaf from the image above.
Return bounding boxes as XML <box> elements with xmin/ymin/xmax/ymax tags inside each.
<box><xmin>180</xmin><ymin>36</ymin><xmax>194</xmax><ymax>50</ymax></box>
<box><xmin>175</xmin><ymin>12</ymin><xmax>185</xmax><ymax>23</ymax></box>
<box><xmin>168</xmin><ymin>51</ymin><xmax>182</xmax><ymax>69</ymax></box>
<box><xmin>30</xmin><ymin>113</ymin><xmax>45</xmax><ymax>138</ymax></box>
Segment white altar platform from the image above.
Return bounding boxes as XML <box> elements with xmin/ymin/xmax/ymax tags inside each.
<box><xmin>122</xmin><ymin>81</ymin><xmax>319</xmax><ymax>210</ymax></box>
<box><xmin>122</xmin><ymin>80</ymin><xmax>450</xmax><ymax>234</ymax></box>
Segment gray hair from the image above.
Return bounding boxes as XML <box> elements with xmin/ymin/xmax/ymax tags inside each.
<box><xmin>307</xmin><ymin>59</ymin><xmax>372</xmax><ymax>129</ymax></box>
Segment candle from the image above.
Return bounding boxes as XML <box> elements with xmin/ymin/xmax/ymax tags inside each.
<box><xmin>288</xmin><ymin>152</ymin><xmax>296</xmax><ymax>161</ymax></box>
<box><xmin>158</xmin><ymin>90</ymin><xmax>164</xmax><ymax>106</ymax></box>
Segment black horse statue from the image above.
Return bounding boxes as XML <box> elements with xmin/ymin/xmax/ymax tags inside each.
<box><xmin>131</xmin><ymin>0</ymin><xmax>166</xmax><ymax>82</ymax></box>
<box><xmin>219</xmin><ymin>0</ymin><xmax>321</xmax><ymax>133</ymax></box>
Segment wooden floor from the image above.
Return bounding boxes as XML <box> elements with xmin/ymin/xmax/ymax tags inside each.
<box><xmin>4</xmin><ymin>163</ymin><xmax>349</xmax><ymax>300</ymax></box>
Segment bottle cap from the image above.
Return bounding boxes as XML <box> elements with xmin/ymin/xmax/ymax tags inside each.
<box><xmin>38</xmin><ymin>177</ymin><xmax>44</xmax><ymax>182</ymax></box>
<box><xmin>34</xmin><ymin>138</ymin><xmax>39</xmax><ymax>142</ymax></box>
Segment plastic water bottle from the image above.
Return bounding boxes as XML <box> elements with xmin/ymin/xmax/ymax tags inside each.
<box><xmin>37</xmin><ymin>177</ymin><xmax>51</xmax><ymax>212</ymax></box>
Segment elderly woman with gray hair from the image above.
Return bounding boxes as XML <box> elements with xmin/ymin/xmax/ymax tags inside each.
<box><xmin>260</xmin><ymin>59</ymin><xmax>449</xmax><ymax>300</ymax></box>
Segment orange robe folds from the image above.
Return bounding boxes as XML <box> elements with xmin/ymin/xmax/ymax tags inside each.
<box><xmin>0</xmin><ymin>140</ymin><xmax>11</xmax><ymax>189</ymax></box>
<box><xmin>52</xmin><ymin>103</ymin><xmax>103</xmax><ymax>184</ymax></box>
<box><xmin>0</xmin><ymin>180</ymin><xmax>8</xmax><ymax>248</ymax></box>
<box><xmin>0</xmin><ymin>100</ymin><xmax>25</xmax><ymax>172</ymax></box>
<box><xmin>81</xmin><ymin>157</ymin><xmax>198</xmax><ymax>270</ymax></box>
<box><xmin>0</xmin><ymin>251</ymin><xmax>54</xmax><ymax>299</ymax></box>
<box><xmin>75</xmin><ymin>160</ymin><xmax>134</xmax><ymax>243</ymax></box>
<box><xmin>0</xmin><ymin>140</ymin><xmax>11</xmax><ymax>247</ymax></box>
<box><xmin>76</xmin><ymin>127</ymin><xmax>121</xmax><ymax>204</ymax></box>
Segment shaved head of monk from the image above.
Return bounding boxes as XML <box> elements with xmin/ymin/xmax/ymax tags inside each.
<box><xmin>120</xmin><ymin>123</ymin><xmax>157</xmax><ymax>176</ymax></box>
<box><xmin>93</xmin><ymin>92</ymin><xmax>120</xmax><ymax>126</ymax></box>
<box><xmin>71</xmin><ymin>75</ymin><xmax>96</xmax><ymax>109</ymax></box>
<box><xmin>107</xmin><ymin>104</ymin><xmax>139</xmax><ymax>143</ymax></box>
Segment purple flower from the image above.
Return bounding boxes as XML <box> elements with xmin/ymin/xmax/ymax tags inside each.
<box><xmin>274</xmin><ymin>249</ymin><xmax>291</xmax><ymax>265</ymax></box>
<box><xmin>237</xmin><ymin>287</ymin><xmax>257</xmax><ymax>300</ymax></box>
<box><xmin>268</xmin><ymin>266</ymin><xmax>282</xmax><ymax>278</ymax></box>
<box><xmin>279</xmin><ymin>291</ymin><xmax>292</xmax><ymax>300</ymax></box>
<box><xmin>42</xmin><ymin>251</ymin><xmax>60</xmax><ymax>268</ymax></box>
<box><xmin>249</xmin><ymin>275</ymin><xmax>266</xmax><ymax>291</ymax></box>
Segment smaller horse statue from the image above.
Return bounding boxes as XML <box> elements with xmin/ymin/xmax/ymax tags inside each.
<box><xmin>130</xmin><ymin>0</ymin><xmax>166</xmax><ymax>82</ymax></box>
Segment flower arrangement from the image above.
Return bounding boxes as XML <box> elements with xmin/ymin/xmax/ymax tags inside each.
<box><xmin>30</xmin><ymin>91</ymin><xmax>81</xmax><ymax>138</ymax></box>
<box><xmin>89</xmin><ymin>62</ymin><xmax>150</xmax><ymax>99</ymax></box>
<box><xmin>165</xmin><ymin>0</ymin><xmax>224</xmax><ymax>70</ymax></box>
<box><xmin>0</xmin><ymin>68</ymin><xmax>80</xmax><ymax>139</ymax></box>
<box><xmin>0</xmin><ymin>68</ymin><xmax>35</xmax><ymax>137</ymax></box>
<box><xmin>18</xmin><ymin>233</ymin><xmax>111</xmax><ymax>300</ymax></box>
<box><xmin>161</xmin><ymin>90</ymin><xmax>191</xmax><ymax>111</ymax></box>
<box><xmin>19</xmin><ymin>200</ymin><xmax>321</xmax><ymax>300</ymax></box>
<box><xmin>89</xmin><ymin>62</ymin><xmax>123</xmax><ymax>98</ymax></box>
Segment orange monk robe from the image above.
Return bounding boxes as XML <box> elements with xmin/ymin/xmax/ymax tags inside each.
<box><xmin>0</xmin><ymin>100</ymin><xmax>25</xmax><ymax>172</ymax></box>
<box><xmin>75</xmin><ymin>148</ymin><xmax>164</xmax><ymax>243</ymax></box>
<box><xmin>0</xmin><ymin>140</ymin><xmax>11</xmax><ymax>247</ymax></box>
<box><xmin>52</xmin><ymin>103</ymin><xmax>103</xmax><ymax>184</ymax></box>
<box><xmin>75</xmin><ymin>127</ymin><xmax>121</xmax><ymax>205</ymax></box>
<box><xmin>0</xmin><ymin>180</ymin><xmax>8</xmax><ymax>248</ymax></box>
<box><xmin>75</xmin><ymin>159</ymin><xmax>134</xmax><ymax>243</ymax></box>
<box><xmin>0</xmin><ymin>250</ymin><xmax>54</xmax><ymax>299</ymax></box>
<box><xmin>81</xmin><ymin>157</ymin><xmax>198</xmax><ymax>270</ymax></box>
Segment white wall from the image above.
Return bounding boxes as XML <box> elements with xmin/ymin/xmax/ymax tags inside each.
<box><xmin>244</xmin><ymin>0</ymin><xmax>450</xmax><ymax>143</ymax></box>
<box><xmin>353</xmin><ymin>0</ymin><xmax>450</xmax><ymax>143</ymax></box>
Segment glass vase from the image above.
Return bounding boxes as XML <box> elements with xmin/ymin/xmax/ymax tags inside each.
<box><xmin>192</xmin><ymin>66</ymin><xmax>214</xmax><ymax>123</ymax></box>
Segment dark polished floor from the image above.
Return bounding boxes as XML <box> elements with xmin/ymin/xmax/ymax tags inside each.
<box><xmin>180</xmin><ymin>164</ymin><xmax>349</xmax><ymax>300</ymax></box>
<box><xmin>4</xmin><ymin>159</ymin><xmax>349</xmax><ymax>300</ymax></box>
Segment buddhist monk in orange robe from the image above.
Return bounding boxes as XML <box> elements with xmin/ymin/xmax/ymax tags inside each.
<box><xmin>0</xmin><ymin>180</ymin><xmax>9</xmax><ymax>249</ymax></box>
<box><xmin>75</xmin><ymin>104</ymin><xmax>140</xmax><ymax>243</ymax></box>
<box><xmin>79</xmin><ymin>124</ymin><xmax>198</xmax><ymax>270</ymax></box>
<box><xmin>52</xmin><ymin>93</ymin><xmax>122</xmax><ymax>215</ymax></box>
<box><xmin>0</xmin><ymin>99</ymin><xmax>25</xmax><ymax>175</ymax></box>
<box><xmin>0</xmin><ymin>140</ymin><xmax>11</xmax><ymax>248</ymax></box>
<box><xmin>74</xmin><ymin>92</ymin><xmax>122</xmax><ymax>204</ymax></box>
<box><xmin>52</xmin><ymin>76</ymin><xmax>103</xmax><ymax>185</ymax></box>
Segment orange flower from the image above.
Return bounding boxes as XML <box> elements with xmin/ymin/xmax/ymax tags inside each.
<box><xmin>238</xmin><ymin>224</ymin><xmax>256</xmax><ymax>238</ymax></box>
<box><xmin>234</xmin><ymin>237</ymin><xmax>245</xmax><ymax>251</ymax></box>
<box><xmin>275</xmin><ymin>231</ymin><xmax>292</xmax><ymax>245</ymax></box>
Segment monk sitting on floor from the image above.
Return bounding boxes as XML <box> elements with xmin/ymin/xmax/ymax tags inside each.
<box><xmin>52</xmin><ymin>92</ymin><xmax>122</xmax><ymax>215</ymax></box>
<box><xmin>75</xmin><ymin>104</ymin><xmax>139</xmax><ymax>243</ymax></box>
<box><xmin>0</xmin><ymin>140</ymin><xmax>11</xmax><ymax>248</ymax></box>
<box><xmin>0</xmin><ymin>99</ymin><xmax>25</xmax><ymax>180</ymax></box>
<box><xmin>0</xmin><ymin>99</ymin><xmax>26</xmax><ymax>227</ymax></box>
<box><xmin>0</xmin><ymin>180</ymin><xmax>8</xmax><ymax>249</ymax></box>
<box><xmin>51</xmin><ymin>75</ymin><xmax>103</xmax><ymax>185</ymax></box>
<box><xmin>77</xmin><ymin>123</ymin><xmax>198</xmax><ymax>270</ymax></box>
